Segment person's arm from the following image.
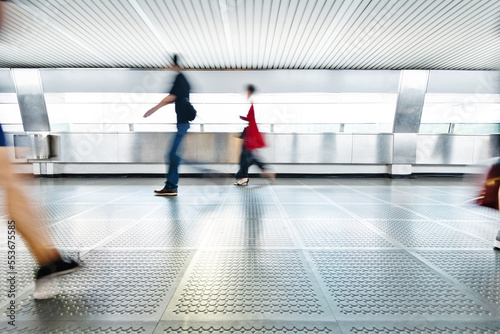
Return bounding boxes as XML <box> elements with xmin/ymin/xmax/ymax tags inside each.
<box><xmin>143</xmin><ymin>94</ymin><xmax>177</xmax><ymax>118</ymax></box>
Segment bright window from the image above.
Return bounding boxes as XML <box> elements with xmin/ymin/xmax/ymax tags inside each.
<box><xmin>44</xmin><ymin>92</ymin><xmax>397</xmax><ymax>133</ymax></box>
<box><xmin>420</xmin><ymin>93</ymin><xmax>500</xmax><ymax>134</ymax></box>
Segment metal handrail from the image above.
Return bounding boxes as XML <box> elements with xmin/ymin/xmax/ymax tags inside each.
<box><xmin>48</xmin><ymin>122</ymin><xmax>392</xmax><ymax>133</ymax></box>
<box><xmin>3</xmin><ymin>122</ymin><xmax>499</xmax><ymax>134</ymax></box>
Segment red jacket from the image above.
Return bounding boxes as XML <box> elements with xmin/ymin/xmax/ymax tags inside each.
<box><xmin>241</xmin><ymin>104</ymin><xmax>265</xmax><ymax>150</ymax></box>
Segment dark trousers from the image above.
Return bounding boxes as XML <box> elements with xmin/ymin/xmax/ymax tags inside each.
<box><xmin>165</xmin><ymin>123</ymin><xmax>190</xmax><ymax>190</ymax></box>
<box><xmin>235</xmin><ymin>147</ymin><xmax>266</xmax><ymax>179</ymax></box>
<box><xmin>0</xmin><ymin>124</ymin><xmax>5</xmax><ymax>147</ymax></box>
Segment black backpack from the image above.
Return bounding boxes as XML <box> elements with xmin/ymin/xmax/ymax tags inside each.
<box><xmin>185</xmin><ymin>99</ymin><xmax>197</xmax><ymax>122</ymax></box>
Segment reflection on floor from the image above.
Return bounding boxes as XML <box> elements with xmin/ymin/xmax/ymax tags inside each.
<box><xmin>0</xmin><ymin>176</ymin><xmax>499</xmax><ymax>333</ymax></box>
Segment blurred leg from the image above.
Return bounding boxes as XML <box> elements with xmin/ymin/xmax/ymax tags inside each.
<box><xmin>165</xmin><ymin>123</ymin><xmax>189</xmax><ymax>190</ymax></box>
<box><xmin>0</xmin><ymin>147</ymin><xmax>60</xmax><ymax>265</ymax></box>
<box><xmin>235</xmin><ymin>148</ymin><xmax>251</xmax><ymax>180</ymax></box>
<box><xmin>251</xmin><ymin>153</ymin><xmax>275</xmax><ymax>181</ymax></box>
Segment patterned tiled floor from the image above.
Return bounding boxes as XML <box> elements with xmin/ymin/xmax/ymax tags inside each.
<box><xmin>0</xmin><ymin>176</ymin><xmax>499</xmax><ymax>333</ymax></box>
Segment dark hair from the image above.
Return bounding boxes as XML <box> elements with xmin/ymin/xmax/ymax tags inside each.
<box><xmin>247</xmin><ymin>84</ymin><xmax>256</xmax><ymax>94</ymax></box>
<box><xmin>172</xmin><ymin>54</ymin><xmax>179</xmax><ymax>67</ymax></box>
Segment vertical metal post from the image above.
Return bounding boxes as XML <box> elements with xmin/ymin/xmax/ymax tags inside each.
<box><xmin>391</xmin><ymin>70</ymin><xmax>430</xmax><ymax>176</ymax></box>
<box><xmin>393</xmin><ymin>70</ymin><xmax>429</xmax><ymax>133</ymax></box>
<box><xmin>11</xmin><ymin>69</ymin><xmax>51</xmax><ymax>132</ymax></box>
<box><xmin>448</xmin><ymin>123</ymin><xmax>455</xmax><ymax>134</ymax></box>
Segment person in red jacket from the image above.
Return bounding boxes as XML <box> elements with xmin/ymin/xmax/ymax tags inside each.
<box><xmin>234</xmin><ymin>85</ymin><xmax>275</xmax><ymax>186</ymax></box>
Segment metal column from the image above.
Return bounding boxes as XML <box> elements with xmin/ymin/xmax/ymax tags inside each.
<box><xmin>391</xmin><ymin>70</ymin><xmax>429</xmax><ymax>176</ymax></box>
<box><xmin>11</xmin><ymin>69</ymin><xmax>52</xmax><ymax>170</ymax></box>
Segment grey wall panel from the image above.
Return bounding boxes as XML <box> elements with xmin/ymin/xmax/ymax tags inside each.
<box><xmin>47</xmin><ymin>132</ymin><xmax>497</xmax><ymax>168</ymax></box>
<box><xmin>182</xmin><ymin>134</ymin><xmax>198</xmax><ymax>162</ymax></box>
<box><xmin>52</xmin><ymin>132</ymin><xmax>358</xmax><ymax>164</ymax></box>
<box><xmin>416</xmin><ymin>135</ymin><xmax>475</xmax><ymax>165</ymax></box>
<box><xmin>393</xmin><ymin>133</ymin><xmax>417</xmax><ymax>164</ymax></box>
<box><xmin>277</xmin><ymin>134</ymin><xmax>319</xmax><ymax>164</ymax></box>
<box><xmin>273</xmin><ymin>135</ymin><xmax>294</xmax><ymax>164</ymax></box>
<box><xmin>117</xmin><ymin>133</ymin><xmax>171</xmax><ymax>163</ymax></box>
<box><xmin>40</xmin><ymin>69</ymin><xmax>400</xmax><ymax>93</ymax></box>
<box><xmin>256</xmin><ymin>134</ymin><xmax>274</xmax><ymax>164</ymax></box>
<box><xmin>473</xmin><ymin>135</ymin><xmax>500</xmax><ymax>163</ymax></box>
<box><xmin>0</xmin><ymin>69</ymin><xmax>16</xmax><ymax>93</ymax></box>
<box><xmin>274</xmin><ymin>133</ymin><xmax>352</xmax><ymax>164</ymax></box>
<box><xmin>352</xmin><ymin>134</ymin><xmax>393</xmax><ymax>164</ymax></box>
<box><xmin>116</xmin><ymin>132</ymin><xmax>202</xmax><ymax>163</ymax></box>
<box><xmin>11</xmin><ymin>69</ymin><xmax>51</xmax><ymax>132</ymax></box>
<box><xmin>53</xmin><ymin>133</ymin><xmax>118</xmax><ymax>163</ymax></box>
<box><xmin>393</xmin><ymin>70</ymin><xmax>429</xmax><ymax>133</ymax></box>
<box><xmin>195</xmin><ymin>133</ymin><xmax>239</xmax><ymax>163</ymax></box>
<box><xmin>427</xmin><ymin>71</ymin><xmax>500</xmax><ymax>94</ymax></box>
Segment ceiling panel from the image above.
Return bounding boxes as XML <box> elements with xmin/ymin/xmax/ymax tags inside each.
<box><xmin>0</xmin><ymin>0</ymin><xmax>499</xmax><ymax>70</ymax></box>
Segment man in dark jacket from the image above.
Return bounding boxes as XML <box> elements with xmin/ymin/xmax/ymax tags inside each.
<box><xmin>144</xmin><ymin>54</ymin><xmax>191</xmax><ymax>196</ymax></box>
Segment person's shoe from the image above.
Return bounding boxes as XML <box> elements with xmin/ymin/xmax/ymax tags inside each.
<box><xmin>34</xmin><ymin>257</ymin><xmax>81</xmax><ymax>300</ymax></box>
<box><xmin>494</xmin><ymin>231</ymin><xmax>500</xmax><ymax>250</ymax></box>
<box><xmin>234</xmin><ymin>178</ymin><xmax>249</xmax><ymax>186</ymax></box>
<box><xmin>262</xmin><ymin>169</ymin><xmax>276</xmax><ymax>182</ymax></box>
<box><xmin>154</xmin><ymin>188</ymin><xmax>178</xmax><ymax>196</ymax></box>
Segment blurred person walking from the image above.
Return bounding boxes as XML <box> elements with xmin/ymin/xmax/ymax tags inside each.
<box><xmin>234</xmin><ymin>85</ymin><xmax>275</xmax><ymax>186</ymax></box>
<box><xmin>143</xmin><ymin>54</ymin><xmax>196</xmax><ymax>196</ymax></box>
<box><xmin>476</xmin><ymin>158</ymin><xmax>500</xmax><ymax>250</ymax></box>
<box><xmin>0</xmin><ymin>0</ymin><xmax>80</xmax><ymax>300</ymax></box>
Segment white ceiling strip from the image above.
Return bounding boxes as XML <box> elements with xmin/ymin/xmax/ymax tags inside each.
<box><xmin>218</xmin><ymin>0</ymin><xmax>236</xmax><ymax>68</ymax></box>
<box><xmin>0</xmin><ymin>0</ymin><xmax>498</xmax><ymax>70</ymax></box>
<box><xmin>295</xmin><ymin>0</ymin><xmax>339</xmax><ymax>68</ymax></box>
<box><xmin>367</xmin><ymin>1</ymin><xmax>476</xmax><ymax>69</ymax></box>
<box><xmin>13</xmin><ymin>0</ymin><xmax>116</xmax><ymax>67</ymax></box>
<box><xmin>127</xmin><ymin>0</ymin><xmax>173</xmax><ymax>66</ymax></box>
<box><xmin>316</xmin><ymin>0</ymin><xmax>379</xmax><ymax>68</ymax></box>
<box><xmin>377</xmin><ymin>1</ymin><xmax>499</xmax><ymax>70</ymax></box>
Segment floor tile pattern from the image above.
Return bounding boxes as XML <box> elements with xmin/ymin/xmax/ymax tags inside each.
<box><xmin>0</xmin><ymin>176</ymin><xmax>498</xmax><ymax>333</ymax></box>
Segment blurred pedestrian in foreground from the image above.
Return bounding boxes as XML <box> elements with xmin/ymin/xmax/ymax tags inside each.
<box><xmin>234</xmin><ymin>85</ymin><xmax>275</xmax><ymax>186</ymax></box>
<box><xmin>143</xmin><ymin>54</ymin><xmax>196</xmax><ymax>196</ymax></box>
<box><xmin>476</xmin><ymin>158</ymin><xmax>500</xmax><ymax>250</ymax></box>
<box><xmin>0</xmin><ymin>0</ymin><xmax>80</xmax><ymax>300</ymax></box>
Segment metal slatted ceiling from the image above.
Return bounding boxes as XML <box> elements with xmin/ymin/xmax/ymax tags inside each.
<box><xmin>0</xmin><ymin>0</ymin><xmax>499</xmax><ymax>70</ymax></box>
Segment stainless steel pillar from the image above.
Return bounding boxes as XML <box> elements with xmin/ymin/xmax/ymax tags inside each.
<box><xmin>11</xmin><ymin>69</ymin><xmax>52</xmax><ymax>170</ymax></box>
<box><xmin>11</xmin><ymin>69</ymin><xmax>51</xmax><ymax>132</ymax></box>
<box><xmin>391</xmin><ymin>70</ymin><xmax>429</xmax><ymax>176</ymax></box>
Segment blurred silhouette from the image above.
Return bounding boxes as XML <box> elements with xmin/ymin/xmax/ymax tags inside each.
<box><xmin>144</xmin><ymin>54</ymin><xmax>196</xmax><ymax>196</ymax></box>
<box><xmin>0</xmin><ymin>0</ymin><xmax>81</xmax><ymax>300</ymax></box>
<box><xmin>476</xmin><ymin>158</ymin><xmax>500</xmax><ymax>250</ymax></box>
<box><xmin>234</xmin><ymin>85</ymin><xmax>275</xmax><ymax>186</ymax></box>
<box><xmin>0</xmin><ymin>132</ymin><xmax>81</xmax><ymax>299</ymax></box>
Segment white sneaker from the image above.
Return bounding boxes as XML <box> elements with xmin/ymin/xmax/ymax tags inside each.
<box><xmin>494</xmin><ymin>230</ymin><xmax>500</xmax><ymax>250</ymax></box>
<box><xmin>34</xmin><ymin>276</ymin><xmax>60</xmax><ymax>300</ymax></box>
<box><xmin>34</xmin><ymin>257</ymin><xmax>81</xmax><ymax>300</ymax></box>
